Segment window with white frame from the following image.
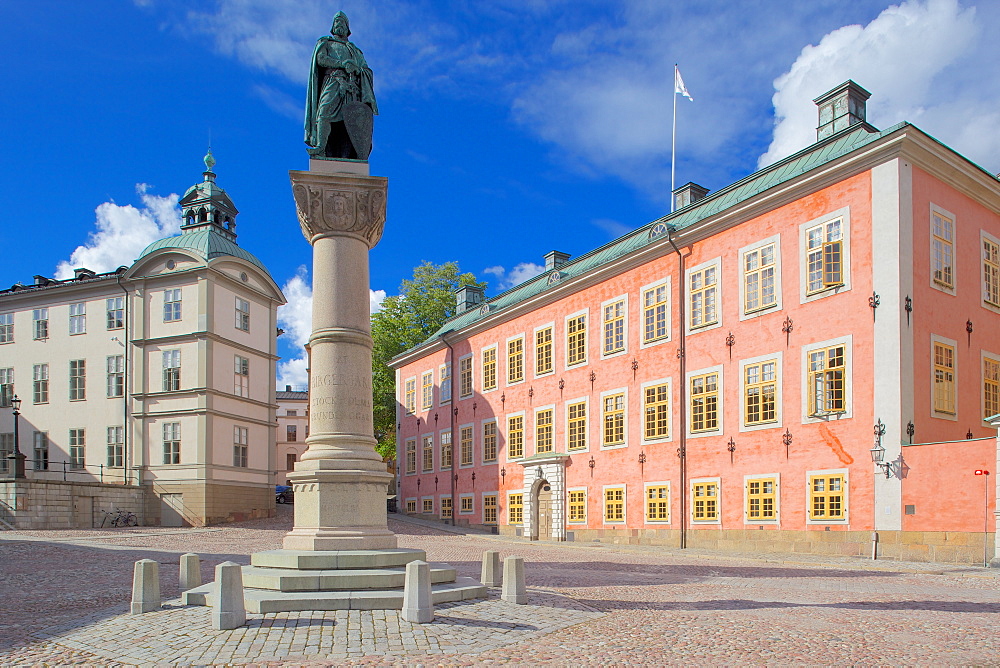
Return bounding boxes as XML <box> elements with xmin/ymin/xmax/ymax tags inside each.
<box><xmin>807</xmin><ymin>472</ymin><xmax>846</xmax><ymax>521</ymax></box>
<box><xmin>643</xmin><ymin>381</ymin><xmax>670</xmax><ymax>440</ymax></box>
<box><xmin>691</xmin><ymin>480</ymin><xmax>719</xmax><ymax>522</ymax></box>
<box><xmin>984</xmin><ymin>355</ymin><xmax>1000</xmax><ymax>421</ymax></box>
<box><xmin>163</xmin><ymin>289</ymin><xmax>182</xmax><ymax>322</ymax></box>
<box><xmin>440</xmin><ymin>363</ymin><xmax>451</xmax><ymax>403</ymax></box>
<box><xmin>746</xmin><ymin>476</ymin><xmax>777</xmax><ymax>521</ymax></box>
<box><xmin>602</xmin><ymin>298</ymin><xmax>626</xmax><ymax>356</ymax></box>
<box><xmin>33</xmin><ymin>364</ymin><xmax>49</xmax><ymax>404</ymax></box>
<box><xmin>807</xmin><ymin>344</ymin><xmax>846</xmax><ymax>416</ymax></box>
<box><xmin>405</xmin><ymin>438</ymin><xmax>416</xmax><ymax>474</ymax></box>
<box><xmin>423</xmin><ymin>497</ymin><xmax>434</xmax><ymax>514</ymax></box>
<box><xmin>0</xmin><ymin>313</ymin><xmax>11</xmax><ymax>343</ymax></box>
<box><xmin>107</xmin><ymin>355</ymin><xmax>124</xmax><ymax>398</ymax></box>
<box><xmin>483</xmin><ymin>420</ymin><xmax>497</xmax><ymax>462</ymax></box>
<box><xmin>933</xmin><ymin>338</ymin><xmax>956</xmax><ymax>416</ymax></box>
<box><xmin>106</xmin><ymin>297</ymin><xmax>124</xmax><ymax>330</ymax></box>
<box><xmin>568</xmin><ymin>489</ymin><xmax>587</xmax><ymax>522</ymax></box>
<box><xmin>460</xmin><ymin>425</ymin><xmax>474</xmax><ymax>466</ymax></box>
<box><xmin>483</xmin><ymin>494</ymin><xmax>498</xmax><ymax>524</ymax></box>
<box><xmin>482</xmin><ymin>346</ymin><xmax>497</xmax><ymax>391</ymax></box>
<box><xmin>286</xmin><ymin>425</ymin><xmax>297</xmax><ymax>442</ymax></box>
<box><xmin>508</xmin><ymin>493</ymin><xmax>523</xmax><ymax>524</ymax></box>
<box><xmin>744</xmin><ymin>359</ymin><xmax>778</xmax><ymax>426</ymax></box>
<box><xmin>69</xmin><ymin>359</ymin><xmax>86</xmax><ymax>401</ymax></box>
<box><xmin>688</xmin><ymin>264</ymin><xmax>719</xmax><ymax>330</ymax></box>
<box><xmin>32</xmin><ymin>308</ymin><xmax>48</xmax><ymax>340</ymax></box>
<box><xmin>535</xmin><ymin>408</ymin><xmax>554</xmax><ymax>453</ymax></box>
<box><xmin>805</xmin><ymin>217</ymin><xmax>844</xmax><ymax>295</ymax></box>
<box><xmin>460</xmin><ymin>495</ymin><xmax>473</xmax><ymax>514</ymax></box>
<box><xmin>69</xmin><ymin>302</ymin><xmax>87</xmax><ymax>334</ymax></box>
<box><xmin>567</xmin><ymin>400</ymin><xmax>587</xmax><ymax>450</ymax></box>
<box><xmin>107</xmin><ymin>426</ymin><xmax>124</xmax><ymax>467</ymax></box>
<box><xmin>931</xmin><ymin>208</ymin><xmax>955</xmax><ymax>290</ymax></box>
<box><xmin>0</xmin><ymin>368</ymin><xmax>12</xmax><ymax>407</ymax></box>
<box><xmin>642</xmin><ymin>281</ymin><xmax>669</xmax><ymax>344</ymax></box>
<box><xmin>421</xmin><ymin>371</ymin><xmax>433</xmax><ymax>409</ymax></box>
<box><xmin>235</xmin><ymin>297</ymin><xmax>250</xmax><ymax>331</ymax></box>
<box><xmin>690</xmin><ymin>372</ymin><xmax>719</xmax><ymax>433</ymax></box>
<box><xmin>459</xmin><ymin>355</ymin><xmax>473</xmax><ymax>398</ymax></box>
<box><xmin>507</xmin><ymin>414</ymin><xmax>524</xmax><ymax>459</ymax></box>
<box><xmin>744</xmin><ymin>243</ymin><xmax>777</xmax><ymax>313</ymax></box>
<box><xmin>163</xmin><ymin>422</ymin><xmax>181</xmax><ymax>464</ymax></box>
<box><xmin>403</xmin><ymin>377</ymin><xmax>416</xmax><ymax>414</ymax></box>
<box><xmin>422</xmin><ymin>434</ymin><xmax>434</xmax><ymax>472</ymax></box>
<box><xmin>604</xmin><ymin>486</ymin><xmax>625</xmax><ymax>523</ymax></box>
<box><xmin>508</xmin><ymin>336</ymin><xmax>524</xmax><ymax>384</ymax></box>
<box><xmin>567</xmin><ymin>313</ymin><xmax>587</xmax><ymax>366</ymax></box>
<box><xmin>233</xmin><ymin>426</ymin><xmax>248</xmax><ymax>467</ymax></box>
<box><xmin>440</xmin><ymin>431</ymin><xmax>452</xmax><ymax>469</ymax></box>
<box><xmin>234</xmin><ymin>355</ymin><xmax>249</xmax><ymax>397</ymax></box>
<box><xmin>162</xmin><ymin>350</ymin><xmax>181</xmax><ymax>392</ymax></box>
<box><xmin>535</xmin><ymin>325</ymin><xmax>553</xmax><ymax>375</ymax></box>
<box><xmin>984</xmin><ymin>234</ymin><xmax>1000</xmax><ymax>308</ymax></box>
<box><xmin>33</xmin><ymin>431</ymin><xmax>49</xmax><ymax>470</ymax></box>
<box><xmin>602</xmin><ymin>392</ymin><xmax>625</xmax><ymax>446</ymax></box>
<box><xmin>440</xmin><ymin>496</ymin><xmax>452</xmax><ymax>518</ymax></box>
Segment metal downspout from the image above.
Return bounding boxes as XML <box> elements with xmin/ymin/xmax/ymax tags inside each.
<box><xmin>116</xmin><ymin>272</ymin><xmax>130</xmax><ymax>487</ymax></box>
<box><xmin>442</xmin><ymin>334</ymin><xmax>457</xmax><ymax>525</ymax></box>
<box><xmin>668</xmin><ymin>228</ymin><xmax>687</xmax><ymax>549</ymax></box>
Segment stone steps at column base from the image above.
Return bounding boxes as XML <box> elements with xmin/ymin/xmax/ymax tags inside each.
<box><xmin>183</xmin><ymin>577</ymin><xmax>487</xmax><ymax>613</ymax></box>
<box><xmin>242</xmin><ymin>564</ymin><xmax>457</xmax><ymax>591</ymax></box>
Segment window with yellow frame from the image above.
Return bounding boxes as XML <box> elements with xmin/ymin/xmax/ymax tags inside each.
<box><xmin>422</xmin><ymin>497</ymin><xmax>434</xmax><ymax>513</ymax></box>
<box><xmin>603</xmin><ymin>393</ymin><xmax>625</xmax><ymax>445</ymax></box>
<box><xmin>984</xmin><ymin>237</ymin><xmax>1000</xmax><ymax>307</ymax></box>
<box><xmin>440</xmin><ymin>497</ymin><xmax>452</xmax><ymax>518</ymax></box>
<box><xmin>932</xmin><ymin>211</ymin><xmax>954</xmax><ymax>289</ymax></box>
<box><xmin>690</xmin><ymin>372</ymin><xmax>719</xmax><ymax>432</ymax></box>
<box><xmin>567</xmin><ymin>314</ymin><xmax>587</xmax><ymax>366</ymax></box>
<box><xmin>535</xmin><ymin>326</ymin><xmax>553</xmax><ymax>375</ymax></box>
<box><xmin>603</xmin><ymin>300</ymin><xmax>625</xmax><ymax>355</ymax></box>
<box><xmin>483</xmin><ymin>494</ymin><xmax>498</xmax><ymax>524</ymax></box>
<box><xmin>643</xmin><ymin>283</ymin><xmax>668</xmax><ymax>343</ymax></box>
<box><xmin>440</xmin><ymin>431</ymin><xmax>452</xmax><ymax>469</ymax></box>
<box><xmin>482</xmin><ymin>347</ymin><xmax>497</xmax><ymax>391</ymax></box>
<box><xmin>459</xmin><ymin>356</ymin><xmax>473</xmax><ymax>398</ymax></box>
<box><xmin>933</xmin><ymin>341</ymin><xmax>956</xmax><ymax>415</ymax></box>
<box><xmin>483</xmin><ymin>421</ymin><xmax>497</xmax><ymax>462</ymax></box>
<box><xmin>421</xmin><ymin>435</ymin><xmax>433</xmax><ymax>472</ymax></box>
<box><xmin>535</xmin><ymin>408</ymin><xmax>553</xmax><ymax>453</ymax></box>
<box><xmin>744</xmin><ymin>360</ymin><xmax>777</xmax><ymax>425</ymax></box>
<box><xmin>567</xmin><ymin>401</ymin><xmax>587</xmax><ymax>450</ymax></box>
<box><xmin>984</xmin><ymin>357</ymin><xmax>1000</xmax><ymax>420</ymax></box>
<box><xmin>646</xmin><ymin>485</ymin><xmax>670</xmax><ymax>522</ymax></box>
<box><xmin>808</xmin><ymin>474</ymin><xmax>845</xmax><ymax>520</ymax></box>
<box><xmin>644</xmin><ymin>383</ymin><xmax>670</xmax><ymax>439</ymax></box>
<box><xmin>508</xmin><ymin>337</ymin><xmax>524</xmax><ymax>384</ymax></box>
<box><xmin>808</xmin><ymin>345</ymin><xmax>845</xmax><ymax>416</ymax></box>
<box><xmin>689</xmin><ymin>265</ymin><xmax>718</xmax><ymax>328</ymax></box>
<box><xmin>460</xmin><ymin>426</ymin><xmax>474</xmax><ymax>466</ymax></box>
<box><xmin>568</xmin><ymin>489</ymin><xmax>586</xmax><ymax>522</ymax></box>
<box><xmin>404</xmin><ymin>378</ymin><xmax>416</xmax><ymax>414</ymax></box>
<box><xmin>744</xmin><ymin>243</ymin><xmax>777</xmax><ymax>313</ymax></box>
<box><xmin>806</xmin><ymin>218</ymin><xmax>843</xmax><ymax>294</ymax></box>
<box><xmin>692</xmin><ymin>481</ymin><xmax>718</xmax><ymax>521</ymax></box>
<box><xmin>604</xmin><ymin>487</ymin><xmax>625</xmax><ymax>522</ymax></box>
<box><xmin>746</xmin><ymin>478</ymin><xmax>776</xmax><ymax>521</ymax></box>
<box><xmin>405</xmin><ymin>439</ymin><xmax>416</xmax><ymax>474</ymax></box>
<box><xmin>507</xmin><ymin>415</ymin><xmax>524</xmax><ymax>458</ymax></box>
<box><xmin>508</xmin><ymin>493</ymin><xmax>523</xmax><ymax>524</ymax></box>
<box><xmin>421</xmin><ymin>371</ymin><xmax>433</xmax><ymax>409</ymax></box>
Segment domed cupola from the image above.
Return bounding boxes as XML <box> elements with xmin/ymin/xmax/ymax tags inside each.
<box><xmin>179</xmin><ymin>149</ymin><xmax>240</xmax><ymax>242</ymax></box>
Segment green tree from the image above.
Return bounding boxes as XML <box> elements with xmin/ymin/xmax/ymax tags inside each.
<box><xmin>371</xmin><ymin>261</ymin><xmax>484</xmax><ymax>460</ymax></box>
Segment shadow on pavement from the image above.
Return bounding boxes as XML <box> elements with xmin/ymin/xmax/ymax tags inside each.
<box><xmin>570</xmin><ymin>597</ymin><xmax>1000</xmax><ymax>613</ymax></box>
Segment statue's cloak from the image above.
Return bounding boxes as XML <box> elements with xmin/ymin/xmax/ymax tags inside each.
<box><xmin>304</xmin><ymin>36</ymin><xmax>378</xmax><ymax>150</ymax></box>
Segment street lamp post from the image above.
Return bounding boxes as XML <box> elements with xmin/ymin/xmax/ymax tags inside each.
<box><xmin>8</xmin><ymin>394</ymin><xmax>26</xmax><ymax>479</ymax></box>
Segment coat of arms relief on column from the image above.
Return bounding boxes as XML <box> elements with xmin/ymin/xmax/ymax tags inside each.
<box><xmin>291</xmin><ymin>175</ymin><xmax>387</xmax><ymax>249</ymax></box>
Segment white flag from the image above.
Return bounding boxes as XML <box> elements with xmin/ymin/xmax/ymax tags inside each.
<box><xmin>674</xmin><ymin>65</ymin><xmax>693</xmax><ymax>101</ymax></box>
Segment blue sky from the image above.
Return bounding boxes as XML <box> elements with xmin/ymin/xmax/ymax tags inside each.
<box><xmin>2</xmin><ymin>0</ymin><xmax>998</xmax><ymax>388</ymax></box>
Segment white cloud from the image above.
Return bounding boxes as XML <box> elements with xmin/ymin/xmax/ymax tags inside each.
<box><xmin>591</xmin><ymin>217</ymin><xmax>632</xmax><ymax>239</ymax></box>
<box><xmin>484</xmin><ymin>262</ymin><xmax>545</xmax><ymax>290</ymax></box>
<box><xmin>276</xmin><ymin>265</ymin><xmax>387</xmax><ymax>389</ymax></box>
<box><xmin>760</xmin><ymin>0</ymin><xmax>996</xmax><ymax>170</ymax></box>
<box><xmin>55</xmin><ymin>184</ymin><xmax>182</xmax><ymax>279</ymax></box>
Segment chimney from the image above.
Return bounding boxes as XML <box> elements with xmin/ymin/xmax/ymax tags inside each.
<box><xmin>455</xmin><ymin>284</ymin><xmax>485</xmax><ymax>314</ymax></box>
<box><xmin>285</xmin><ymin>385</ymin><xmax>292</xmax><ymax>392</ymax></box>
<box><xmin>73</xmin><ymin>267</ymin><xmax>96</xmax><ymax>280</ymax></box>
<box><xmin>544</xmin><ymin>251</ymin><xmax>571</xmax><ymax>271</ymax></box>
<box><xmin>814</xmin><ymin>80</ymin><xmax>871</xmax><ymax>141</ymax></box>
<box><xmin>33</xmin><ymin>275</ymin><xmax>50</xmax><ymax>286</ymax></box>
<box><xmin>672</xmin><ymin>182</ymin><xmax>710</xmax><ymax>211</ymax></box>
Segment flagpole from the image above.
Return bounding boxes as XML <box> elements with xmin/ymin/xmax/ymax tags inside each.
<box><xmin>670</xmin><ymin>64</ymin><xmax>678</xmax><ymax>213</ymax></box>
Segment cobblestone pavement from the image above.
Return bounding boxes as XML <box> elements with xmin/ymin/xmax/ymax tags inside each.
<box><xmin>2</xmin><ymin>506</ymin><xmax>999</xmax><ymax>666</ymax></box>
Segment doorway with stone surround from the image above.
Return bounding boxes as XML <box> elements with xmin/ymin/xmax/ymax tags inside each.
<box><xmin>518</xmin><ymin>453</ymin><xmax>569</xmax><ymax>541</ymax></box>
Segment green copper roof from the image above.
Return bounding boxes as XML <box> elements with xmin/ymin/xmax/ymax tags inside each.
<box><xmin>137</xmin><ymin>228</ymin><xmax>270</xmax><ymax>274</ymax></box>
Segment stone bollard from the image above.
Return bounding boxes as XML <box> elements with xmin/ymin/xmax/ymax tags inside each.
<box><xmin>179</xmin><ymin>553</ymin><xmax>202</xmax><ymax>591</ymax></box>
<box><xmin>211</xmin><ymin>561</ymin><xmax>246</xmax><ymax>630</ymax></box>
<box><xmin>502</xmin><ymin>556</ymin><xmax>526</xmax><ymax>604</ymax></box>
<box><xmin>130</xmin><ymin>559</ymin><xmax>160</xmax><ymax>614</ymax></box>
<box><xmin>481</xmin><ymin>550</ymin><xmax>502</xmax><ymax>587</ymax></box>
<box><xmin>401</xmin><ymin>560</ymin><xmax>434</xmax><ymax>623</ymax></box>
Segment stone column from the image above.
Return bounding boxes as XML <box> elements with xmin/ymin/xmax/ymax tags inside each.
<box><xmin>284</xmin><ymin>160</ymin><xmax>394</xmax><ymax>551</ymax></box>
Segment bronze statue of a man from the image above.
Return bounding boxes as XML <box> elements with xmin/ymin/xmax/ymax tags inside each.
<box><xmin>304</xmin><ymin>12</ymin><xmax>378</xmax><ymax>160</ymax></box>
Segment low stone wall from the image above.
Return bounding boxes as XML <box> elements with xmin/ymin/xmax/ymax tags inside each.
<box><xmin>0</xmin><ymin>479</ymin><xmax>144</xmax><ymax>529</ymax></box>
<box><xmin>145</xmin><ymin>480</ymin><xmax>274</xmax><ymax>527</ymax></box>
<box><xmin>499</xmin><ymin>525</ymin><xmax>996</xmax><ymax>566</ymax></box>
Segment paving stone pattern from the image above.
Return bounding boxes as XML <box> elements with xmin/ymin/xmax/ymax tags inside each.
<box><xmin>2</xmin><ymin>506</ymin><xmax>1000</xmax><ymax>665</ymax></box>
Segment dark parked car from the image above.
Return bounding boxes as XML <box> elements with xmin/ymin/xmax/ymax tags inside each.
<box><xmin>276</xmin><ymin>485</ymin><xmax>294</xmax><ymax>504</ymax></box>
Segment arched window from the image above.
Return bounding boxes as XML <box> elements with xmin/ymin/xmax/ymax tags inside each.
<box><xmin>649</xmin><ymin>222</ymin><xmax>669</xmax><ymax>240</ymax></box>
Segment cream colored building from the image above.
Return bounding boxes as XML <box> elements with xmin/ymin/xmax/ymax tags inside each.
<box><xmin>0</xmin><ymin>154</ymin><xmax>286</xmax><ymax>527</ymax></box>
<box><xmin>276</xmin><ymin>386</ymin><xmax>309</xmax><ymax>485</ymax></box>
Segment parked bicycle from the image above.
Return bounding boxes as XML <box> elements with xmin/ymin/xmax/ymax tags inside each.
<box><xmin>100</xmin><ymin>508</ymin><xmax>138</xmax><ymax>528</ymax></box>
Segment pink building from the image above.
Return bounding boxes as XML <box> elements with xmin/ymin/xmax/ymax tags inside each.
<box><xmin>390</xmin><ymin>82</ymin><xmax>1000</xmax><ymax>564</ymax></box>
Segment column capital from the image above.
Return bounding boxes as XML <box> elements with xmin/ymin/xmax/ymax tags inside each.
<box><xmin>290</xmin><ymin>170</ymin><xmax>388</xmax><ymax>248</ymax></box>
